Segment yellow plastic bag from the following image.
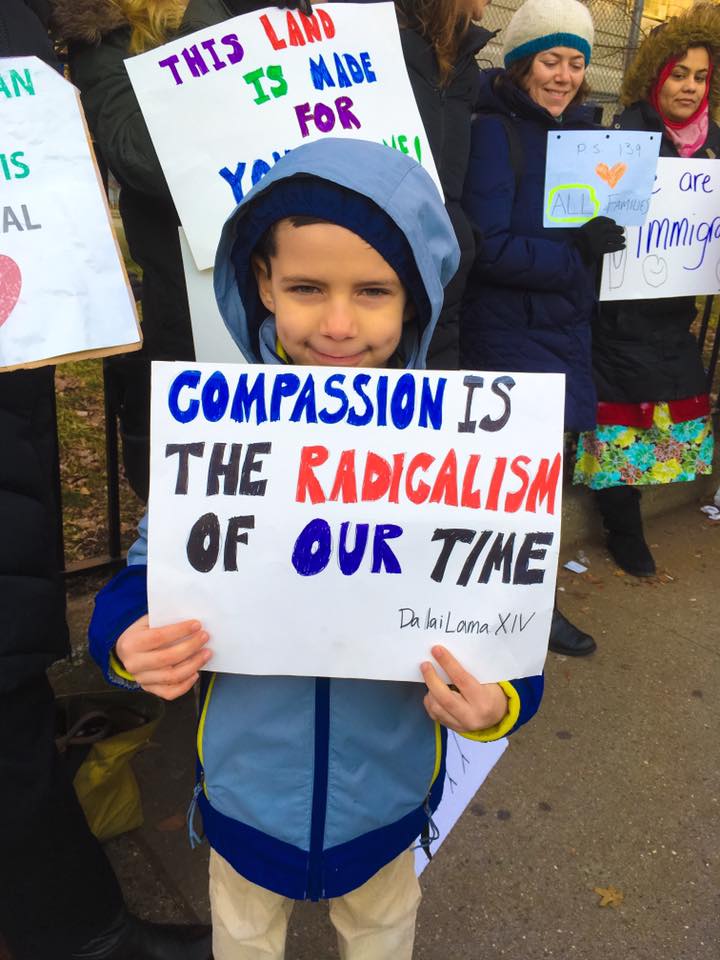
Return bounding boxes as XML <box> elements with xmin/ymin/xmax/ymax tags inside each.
<box><xmin>55</xmin><ymin>691</ymin><xmax>164</xmax><ymax>842</ymax></box>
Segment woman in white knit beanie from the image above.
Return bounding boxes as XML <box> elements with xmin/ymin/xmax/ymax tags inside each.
<box><xmin>502</xmin><ymin>0</ymin><xmax>594</xmax><ymax>114</ymax></box>
<box><xmin>460</xmin><ymin>0</ymin><xmax>626</xmax><ymax>657</ymax></box>
<box><xmin>504</xmin><ymin>0</ymin><xmax>592</xmax><ymax>64</ymax></box>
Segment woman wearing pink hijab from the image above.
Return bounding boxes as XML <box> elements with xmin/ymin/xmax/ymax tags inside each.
<box><xmin>575</xmin><ymin>3</ymin><xmax>718</xmax><ymax>578</ymax></box>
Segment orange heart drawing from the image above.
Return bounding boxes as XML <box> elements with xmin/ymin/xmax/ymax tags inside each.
<box><xmin>0</xmin><ymin>255</ymin><xmax>22</xmax><ymax>328</ymax></box>
<box><xmin>595</xmin><ymin>162</ymin><xmax>628</xmax><ymax>189</ymax></box>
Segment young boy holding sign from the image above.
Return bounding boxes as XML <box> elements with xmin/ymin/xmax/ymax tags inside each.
<box><xmin>90</xmin><ymin>139</ymin><xmax>544</xmax><ymax>959</ymax></box>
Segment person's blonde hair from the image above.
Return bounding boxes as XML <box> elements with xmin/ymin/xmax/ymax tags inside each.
<box><xmin>114</xmin><ymin>0</ymin><xmax>189</xmax><ymax>53</ymax></box>
<box><xmin>395</xmin><ymin>0</ymin><xmax>472</xmax><ymax>84</ymax></box>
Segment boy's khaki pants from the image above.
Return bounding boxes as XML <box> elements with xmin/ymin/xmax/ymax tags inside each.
<box><xmin>209</xmin><ymin>847</ymin><xmax>421</xmax><ymax>960</ymax></box>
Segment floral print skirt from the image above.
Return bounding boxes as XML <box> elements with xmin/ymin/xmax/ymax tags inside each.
<box><xmin>573</xmin><ymin>403</ymin><xmax>714</xmax><ymax>490</ymax></box>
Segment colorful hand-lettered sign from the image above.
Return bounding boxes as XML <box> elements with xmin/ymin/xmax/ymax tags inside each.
<box><xmin>126</xmin><ymin>2</ymin><xmax>441</xmax><ymax>270</ymax></box>
<box><xmin>148</xmin><ymin>362</ymin><xmax>564</xmax><ymax>682</ymax></box>
<box><xmin>543</xmin><ymin>130</ymin><xmax>661</xmax><ymax>228</ymax></box>
<box><xmin>0</xmin><ymin>58</ymin><xmax>141</xmax><ymax>371</ymax></box>
<box><xmin>601</xmin><ymin>157</ymin><xmax>720</xmax><ymax>301</ymax></box>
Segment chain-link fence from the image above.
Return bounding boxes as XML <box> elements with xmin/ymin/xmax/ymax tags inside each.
<box><xmin>478</xmin><ymin>1</ymin><xmax>706</xmax><ymax>121</ymax></box>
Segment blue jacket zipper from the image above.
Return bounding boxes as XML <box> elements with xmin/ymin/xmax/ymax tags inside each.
<box><xmin>307</xmin><ymin>677</ymin><xmax>331</xmax><ymax>900</ymax></box>
<box><xmin>187</xmin><ymin>776</ymin><xmax>205</xmax><ymax>849</ymax></box>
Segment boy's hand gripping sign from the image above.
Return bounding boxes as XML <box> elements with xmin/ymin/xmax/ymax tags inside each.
<box><xmin>0</xmin><ymin>58</ymin><xmax>141</xmax><ymax>371</ymax></box>
<box><xmin>149</xmin><ymin>364</ymin><xmax>564</xmax><ymax>683</ymax></box>
<box><xmin>125</xmin><ymin>2</ymin><xmax>441</xmax><ymax>270</ymax></box>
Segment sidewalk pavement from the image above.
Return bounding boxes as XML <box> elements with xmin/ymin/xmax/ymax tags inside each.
<box><xmin>54</xmin><ymin>495</ymin><xmax>719</xmax><ymax>960</ymax></box>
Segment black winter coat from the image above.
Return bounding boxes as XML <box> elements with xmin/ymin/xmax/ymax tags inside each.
<box><xmin>461</xmin><ymin>70</ymin><xmax>600</xmax><ymax>432</ymax></box>
<box><xmin>591</xmin><ymin>100</ymin><xmax>717</xmax><ymax>404</ymax></box>
<box><xmin>0</xmin><ymin>0</ymin><xmax>54</xmax><ymax>58</ymax></box>
<box><xmin>0</xmin><ymin>0</ymin><xmax>69</xmax><ymax>692</ymax></box>
<box><xmin>400</xmin><ymin>22</ymin><xmax>494</xmax><ymax>369</ymax></box>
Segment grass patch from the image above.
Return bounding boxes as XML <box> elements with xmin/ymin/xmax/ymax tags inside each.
<box><xmin>55</xmin><ymin>207</ymin><xmax>145</xmax><ymax>568</ymax></box>
<box><xmin>56</xmin><ymin>361</ymin><xmax>143</xmax><ymax>567</ymax></box>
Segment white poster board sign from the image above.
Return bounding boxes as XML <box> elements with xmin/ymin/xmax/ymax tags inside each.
<box><xmin>600</xmin><ymin>157</ymin><xmax>720</xmax><ymax>301</ymax></box>
<box><xmin>414</xmin><ymin>734</ymin><xmax>508</xmax><ymax>875</ymax></box>
<box><xmin>543</xmin><ymin>130</ymin><xmax>661</xmax><ymax>228</ymax></box>
<box><xmin>126</xmin><ymin>3</ymin><xmax>441</xmax><ymax>270</ymax></box>
<box><xmin>0</xmin><ymin>58</ymin><xmax>141</xmax><ymax>371</ymax></box>
<box><xmin>149</xmin><ymin>362</ymin><xmax>564</xmax><ymax>683</ymax></box>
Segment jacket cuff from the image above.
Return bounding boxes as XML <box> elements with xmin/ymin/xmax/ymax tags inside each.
<box><xmin>89</xmin><ymin>565</ymin><xmax>148</xmax><ymax>688</ymax></box>
<box><xmin>459</xmin><ymin>681</ymin><xmax>521</xmax><ymax>742</ymax></box>
<box><xmin>109</xmin><ymin>649</ymin><xmax>138</xmax><ymax>686</ymax></box>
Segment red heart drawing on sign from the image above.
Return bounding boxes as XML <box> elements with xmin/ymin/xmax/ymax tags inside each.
<box><xmin>0</xmin><ymin>255</ymin><xmax>22</xmax><ymax>328</ymax></box>
<box><xmin>595</xmin><ymin>162</ymin><xmax>628</xmax><ymax>189</ymax></box>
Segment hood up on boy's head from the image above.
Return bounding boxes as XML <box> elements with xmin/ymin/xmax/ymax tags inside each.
<box><xmin>213</xmin><ymin>138</ymin><xmax>460</xmax><ymax>369</ymax></box>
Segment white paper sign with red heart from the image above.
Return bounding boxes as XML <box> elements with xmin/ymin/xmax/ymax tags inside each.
<box><xmin>0</xmin><ymin>57</ymin><xmax>141</xmax><ymax>371</ymax></box>
<box><xmin>542</xmin><ymin>129</ymin><xmax>661</xmax><ymax>229</ymax></box>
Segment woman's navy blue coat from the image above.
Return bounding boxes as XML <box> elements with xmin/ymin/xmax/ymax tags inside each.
<box><xmin>461</xmin><ymin>70</ymin><xmax>599</xmax><ymax>431</ymax></box>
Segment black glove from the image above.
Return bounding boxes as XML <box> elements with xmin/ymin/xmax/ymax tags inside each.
<box><xmin>572</xmin><ymin>216</ymin><xmax>626</xmax><ymax>264</ymax></box>
<box><xmin>226</xmin><ymin>0</ymin><xmax>313</xmax><ymax>14</ymax></box>
<box><xmin>277</xmin><ymin>0</ymin><xmax>313</xmax><ymax>11</ymax></box>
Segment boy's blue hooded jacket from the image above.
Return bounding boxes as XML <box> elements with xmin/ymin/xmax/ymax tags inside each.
<box><xmin>90</xmin><ymin>139</ymin><xmax>544</xmax><ymax>902</ymax></box>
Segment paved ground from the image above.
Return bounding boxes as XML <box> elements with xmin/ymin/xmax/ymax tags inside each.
<box><xmin>52</xmin><ymin>494</ymin><xmax>719</xmax><ymax>960</ymax></box>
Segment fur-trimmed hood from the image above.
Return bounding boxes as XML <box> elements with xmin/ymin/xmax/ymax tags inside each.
<box><xmin>622</xmin><ymin>2</ymin><xmax>720</xmax><ymax>112</ymax></box>
<box><xmin>48</xmin><ymin>0</ymin><xmax>128</xmax><ymax>44</ymax></box>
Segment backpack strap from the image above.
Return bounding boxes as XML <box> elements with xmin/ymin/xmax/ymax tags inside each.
<box><xmin>492</xmin><ymin>113</ymin><xmax>525</xmax><ymax>194</ymax></box>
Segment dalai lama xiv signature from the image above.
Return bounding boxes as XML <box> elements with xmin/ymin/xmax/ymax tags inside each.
<box><xmin>398</xmin><ymin>607</ymin><xmax>536</xmax><ymax>637</ymax></box>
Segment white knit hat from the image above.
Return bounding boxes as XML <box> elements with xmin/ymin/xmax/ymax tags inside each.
<box><xmin>503</xmin><ymin>0</ymin><xmax>594</xmax><ymax>67</ymax></box>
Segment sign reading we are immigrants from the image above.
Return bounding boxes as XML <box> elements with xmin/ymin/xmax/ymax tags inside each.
<box><xmin>601</xmin><ymin>157</ymin><xmax>720</xmax><ymax>301</ymax></box>
<box><xmin>126</xmin><ymin>2</ymin><xmax>441</xmax><ymax>270</ymax></box>
<box><xmin>0</xmin><ymin>58</ymin><xmax>140</xmax><ymax>371</ymax></box>
<box><xmin>149</xmin><ymin>364</ymin><xmax>564</xmax><ymax>683</ymax></box>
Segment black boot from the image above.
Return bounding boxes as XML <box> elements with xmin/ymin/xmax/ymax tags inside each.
<box><xmin>549</xmin><ymin>608</ymin><xmax>596</xmax><ymax>656</ymax></box>
<box><xmin>72</xmin><ymin>910</ymin><xmax>212</xmax><ymax>960</ymax></box>
<box><xmin>595</xmin><ymin>486</ymin><xmax>656</xmax><ymax>577</ymax></box>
